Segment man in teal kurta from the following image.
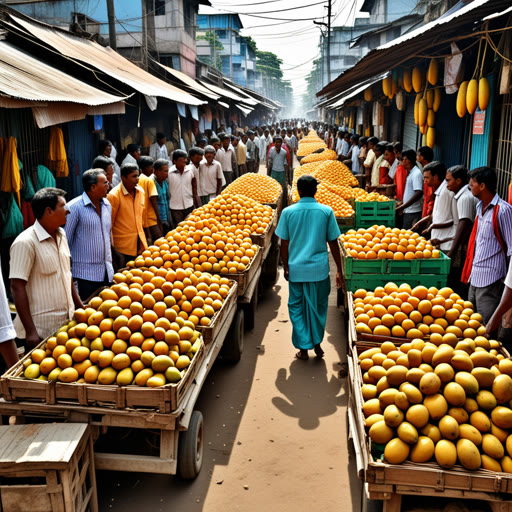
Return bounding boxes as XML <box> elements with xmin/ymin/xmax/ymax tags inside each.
<box><xmin>276</xmin><ymin>175</ymin><xmax>342</xmax><ymax>360</ymax></box>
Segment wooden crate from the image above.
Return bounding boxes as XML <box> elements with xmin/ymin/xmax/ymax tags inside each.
<box><xmin>212</xmin><ymin>246</ymin><xmax>262</xmax><ymax>297</ymax></box>
<box><xmin>196</xmin><ymin>281</ymin><xmax>238</xmax><ymax>344</ymax></box>
<box><xmin>0</xmin><ymin>339</ymin><xmax>205</xmax><ymax>414</ymax></box>
<box><xmin>0</xmin><ymin>423</ymin><xmax>97</xmax><ymax>512</ymax></box>
<box><xmin>348</xmin><ymin>349</ymin><xmax>512</xmax><ymax>512</ymax></box>
<box><xmin>250</xmin><ymin>208</ymin><xmax>278</xmax><ymax>248</ymax></box>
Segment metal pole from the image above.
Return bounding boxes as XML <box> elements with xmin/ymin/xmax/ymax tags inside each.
<box><xmin>106</xmin><ymin>0</ymin><xmax>117</xmax><ymax>50</ymax></box>
<box><xmin>327</xmin><ymin>0</ymin><xmax>332</xmax><ymax>83</ymax></box>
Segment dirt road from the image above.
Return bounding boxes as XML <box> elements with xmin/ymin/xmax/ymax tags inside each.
<box><xmin>97</xmin><ymin>264</ymin><xmax>363</xmax><ymax>511</ymax></box>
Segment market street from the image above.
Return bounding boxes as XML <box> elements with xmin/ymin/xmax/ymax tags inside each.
<box><xmin>97</xmin><ymin>262</ymin><xmax>361</xmax><ymax>511</ymax></box>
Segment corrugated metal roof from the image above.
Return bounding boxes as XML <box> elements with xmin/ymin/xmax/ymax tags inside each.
<box><xmin>155</xmin><ymin>62</ymin><xmax>221</xmax><ymax>100</ymax></box>
<box><xmin>8</xmin><ymin>13</ymin><xmax>206</xmax><ymax>107</ymax></box>
<box><xmin>0</xmin><ymin>40</ymin><xmax>129</xmax><ymax>105</ymax></box>
<box><xmin>198</xmin><ymin>80</ymin><xmax>249</xmax><ymax>103</ymax></box>
<box><xmin>329</xmin><ymin>73</ymin><xmax>388</xmax><ymax>108</ymax></box>
<box><xmin>317</xmin><ymin>0</ymin><xmax>511</xmax><ymax>98</ymax></box>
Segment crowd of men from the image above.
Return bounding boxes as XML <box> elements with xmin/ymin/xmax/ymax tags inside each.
<box><xmin>2</xmin><ymin>118</ymin><xmax>512</xmax><ymax>368</ymax></box>
<box><xmin>0</xmin><ymin>120</ymin><xmax>306</xmax><ymax>367</ymax></box>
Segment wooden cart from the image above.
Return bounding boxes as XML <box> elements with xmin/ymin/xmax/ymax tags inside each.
<box><xmin>0</xmin><ymin>286</ymin><xmax>240</xmax><ymax>480</ymax></box>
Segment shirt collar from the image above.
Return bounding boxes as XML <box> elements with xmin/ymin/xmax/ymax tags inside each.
<box><xmin>434</xmin><ymin>179</ymin><xmax>447</xmax><ymax>196</ymax></box>
<box><xmin>34</xmin><ymin>220</ymin><xmax>64</xmax><ymax>242</ymax></box>
<box><xmin>299</xmin><ymin>197</ymin><xmax>317</xmax><ymax>203</ymax></box>
<box><xmin>82</xmin><ymin>191</ymin><xmax>108</xmax><ymax>207</ymax></box>
<box><xmin>454</xmin><ymin>184</ymin><xmax>470</xmax><ymax>200</ymax></box>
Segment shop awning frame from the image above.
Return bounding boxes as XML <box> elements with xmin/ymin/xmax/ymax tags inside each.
<box><xmin>317</xmin><ymin>0</ymin><xmax>512</xmax><ymax>98</ymax></box>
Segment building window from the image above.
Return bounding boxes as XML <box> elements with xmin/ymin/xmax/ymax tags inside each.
<box><xmin>184</xmin><ymin>1</ymin><xmax>196</xmax><ymax>37</ymax></box>
<box><xmin>154</xmin><ymin>0</ymin><xmax>165</xmax><ymax>16</ymax></box>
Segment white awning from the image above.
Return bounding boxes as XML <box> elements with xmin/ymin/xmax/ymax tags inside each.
<box><xmin>329</xmin><ymin>73</ymin><xmax>388</xmax><ymax>109</ymax></box>
<box><xmin>8</xmin><ymin>13</ymin><xmax>206</xmax><ymax>108</ymax></box>
<box><xmin>0</xmin><ymin>40</ymin><xmax>129</xmax><ymax>105</ymax></box>
<box><xmin>198</xmin><ymin>80</ymin><xmax>250</xmax><ymax>103</ymax></box>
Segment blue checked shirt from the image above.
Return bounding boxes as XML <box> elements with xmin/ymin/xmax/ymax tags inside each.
<box><xmin>470</xmin><ymin>194</ymin><xmax>512</xmax><ymax>288</ymax></box>
<box><xmin>65</xmin><ymin>192</ymin><xmax>114</xmax><ymax>282</ymax></box>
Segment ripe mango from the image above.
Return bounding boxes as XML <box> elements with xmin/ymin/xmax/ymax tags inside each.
<box><xmin>410</xmin><ymin>436</ymin><xmax>434</xmax><ymax>463</ymax></box>
<box><xmin>165</xmin><ymin>366</ymin><xmax>182</xmax><ymax>383</ymax></box>
<box><xmin>456</xmin><ymin>438</ymin><xmax>481</xmax><ymax>470</ymax></box>
<box><xmin>384</xmin><ymin>438</ymin><xmax>410</xmax><ymax>464</ymax></box>
<box><xmin>435</xmin><ymin>439</ymin><xmax>457</xmax><ymax>468</ymax></box>
<box><xmin>98</xmin><ymin>367</ymin><xmax>117</xmax><ymax>385</ymax></box>
<box><xmin>116</xmin><ymin>368</ymin><xmax>134</xmax><ymax>386</ymax></box>
<box><xmin>24</xmin><ymin>363</ymin><xmax>40</xmax><ymax>380</ymax></box>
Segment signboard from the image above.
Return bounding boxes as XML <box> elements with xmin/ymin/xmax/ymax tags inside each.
<box><xmin>473</xmin><ymin>109</ymin><xmax>486</xmax><ymax>135</ymax></box>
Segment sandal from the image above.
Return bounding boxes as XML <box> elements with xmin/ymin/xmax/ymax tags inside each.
<box><xmin>314</xmin><ymin>345</ymin><xmax>324</xmax><ymax>358</ymax></box>
<box><xmin>295</xmin><ymin>350</ymin><xmax>309</xmax><ymax>360</ymax></box>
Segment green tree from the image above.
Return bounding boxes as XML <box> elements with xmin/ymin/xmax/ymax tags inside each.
<box><xmin>197</xmin><ymin>31</ymin><xmax>224</xmax><ymax>71</ymax></box>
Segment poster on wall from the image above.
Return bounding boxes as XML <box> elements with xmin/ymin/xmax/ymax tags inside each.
<box><xmin>473</xmin><ymin>109</ymin><xmax>486</xmax><ymax>135</ymax></box>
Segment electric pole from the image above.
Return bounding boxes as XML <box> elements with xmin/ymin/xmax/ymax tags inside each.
<box><xmin>106</xmin><ymin>0</ymin><xmax>117</xmax><ymax>50</ymax></box>
<box><xmin>327</xmin><ymin>0</ymin><xmax>332</xmax><ymax>83</ymax></box>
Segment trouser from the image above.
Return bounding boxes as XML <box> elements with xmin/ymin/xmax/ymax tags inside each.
<box><xmin>113</xmin><ymin>252</ymin><xmax>136</xmax><ymax>272</ymax></box>
<box><xmin>247</xmin><ymin>160</ymin><xmax>256</xmax><ymax>173</ymax></box>
<box><xmin>469</xmin><ymin>279</ymin><xmax>504</xmax><ymax>326</ymax></box>
<box><xmin>288</xmin><ymin>277</ymin><xmax>331</xmax><ymax>350</ymax></box>
<box><xmin>75</xmin><ymin>272</ymin><xmax>110</xmax><ymax>302</ymax></box>
<box><xmin>238</xmin><ymin>163</ymin><xmax>247</xmax><ymax>175</ymax></box>
<box><xmin>146</xmin><ymin>224</ymin><xmax>163</xmax><ymax>245</ymax></box>
<box><xmin>223</xmin><ymin>171</ymin><xmax>233</xmax><ymax>186</ymax></box>
<box><xmin>402</xmin><ymin>212</ymin><xmax>421</xmax><ymax>230</ymax></box>
<box><xmin>171</xmin><ymin>207</ymin><xmax>194</xmax><ymax>227</ymax></box>
<box><xmin>271</xmin><ymin>170</ymin><xmax>288</xmax><ymax>206</ymax></box>
<box><xmin>200</xmin><ymin>195</ymin><xmax>210</xmax><ymax>205</ymax></box>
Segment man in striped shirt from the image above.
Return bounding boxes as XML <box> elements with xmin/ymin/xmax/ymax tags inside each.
<box><xmin>10</xmin><ymin>188</ymin><xmax>84</xmax><ymax>348</ymax></box>
<box><xmin>65</xmin><ymin>169</ymin><xmax>114</xmax><ymax>301</ymax></box>
<box><xmin>464</xmin><ymin>167</ymin><xmax>512</xmax><ymax>326</ymax></box>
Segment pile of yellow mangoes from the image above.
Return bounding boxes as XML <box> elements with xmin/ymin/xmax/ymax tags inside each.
<box><xmin>353</xmin><ymin>283</ymin><xmax>484</xmax><ymax>339</ymax></box>
<box><xmin>341</xmin><ymin>226</ymin><xmax>439</xmax><ymax>260</ymax></box>
<box><xmin>222</xmin><ymin>174</ymin><xmax>282</xmax><ymax>204</ymax></box>
<box><xmin>360</xmin><ymin>334</ymin><xmax>512</xmax><ymax>472</ymax></box>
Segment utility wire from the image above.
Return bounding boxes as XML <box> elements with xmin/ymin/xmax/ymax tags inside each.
<box><xmin>213</xmin><ymin>0</ymin><xmax>327</xmax><ymax>16</ymax></box>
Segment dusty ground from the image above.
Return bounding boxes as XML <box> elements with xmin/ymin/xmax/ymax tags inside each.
<box><xmin>97</xmin><ymin>262</ymin><xmax>364</xmax><ymax>511</ymax></box>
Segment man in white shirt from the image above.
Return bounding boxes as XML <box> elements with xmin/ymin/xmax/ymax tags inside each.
<box><xmin>422</xmin><ymin>162</ymin><xmax>457</xmax><ymax>251</ymax></box>
<box><xmin>167</xmin><ymin>150</ymin><xmax>200</xmax><ymax>226</ymax></box>
<box><xmin>396</xmin><ymin>149</ymin><xmax>424</xmax><ymax>229</ymax></box>
<box><xmin>122</xmin><ymin>144</ymin><xmax>141</xmax><ymax>166</ymax></box>
<box><xmin>258</xmin><ymin>128</ymin><xmax>267</xmax><ymax>164</ymax></box>
<box><xmin>445</xmin><ymin>165</ymin><xmax>477</xmax><ymax>296</ymax></box>
<box><xmin>0</xmin><ymin>257</ymin><xmax>19</xmax><ymax>367</ymax></box>
<box><xmin>215</xmin><ymin>134</ymin><xmax>237</xmax><ymax>185</ymax></box>
<box><xmin>187</xmin><ymin>147</ymin><xmax>206</xmax><ymax>204</ymax></box>
<box><xmin>198</xmin><ymin>146</ymin><xmax>224</xmax><ymax>202</ymax></box>
<box><xmin>246</xmin><ymin>131</ymin><xmax>257</xmax><ymax>173</ymax></box>
<box><xmin>98</xmin><ymin>139</ymin><xmax>121</xmax><ymax>187</ymax></box>
<box><xmin>347</xmin><ymin>134</ymin><xmax>361</xmax><ymax>175</ymax></box>
<box><xmin>150</xmin><ymin>132</ymin><xmax>170</xmax><ymax>162</ymax></box>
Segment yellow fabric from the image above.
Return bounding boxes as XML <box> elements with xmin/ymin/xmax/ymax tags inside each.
<box><xmin>47</xmin><ymin>126</ymin><xmax>68</xmax><ymax>177</ymax></box>
<box><xmin>0</xmin><ymin>136</ymin><xmax>22</xmax><ymax>205</ymax></box>
<box><xmin>138</xmin><ymin>174</ymin><xmax>158</xmax><ymax>227</ymax></box>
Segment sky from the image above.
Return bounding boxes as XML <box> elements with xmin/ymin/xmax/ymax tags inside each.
<box><xmin>207</xmin><ymin>0</ymin><xmax>366</xmax><ymax>103</ymax></box>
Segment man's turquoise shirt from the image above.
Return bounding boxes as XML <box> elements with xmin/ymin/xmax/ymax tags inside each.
<box><xmin>275</xmin><ymin>197</ymin><xmax>341</xmax><ymax>282</ymax></box>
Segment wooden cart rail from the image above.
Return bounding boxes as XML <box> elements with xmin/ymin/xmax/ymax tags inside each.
<box><xmin>0</xmin><ymin>338</ymin><xmax>205</xmax><ymax>414</ymax></box>
<box><xmin>250</xmin><ymin>208</ymin><xmax>278</xmax><ymax>248</ymax></box>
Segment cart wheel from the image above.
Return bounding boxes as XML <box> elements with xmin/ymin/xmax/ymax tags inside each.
<box><xmin>178</xmin><ymin>410</ymin><xmax>204</xmax><ymax>479</ymax></box>
<box><xmin>223</xmin><ymin>309</ymin><xmax>244</xmax><ymax>362</ymax></box>
<box><xmin>244</xmin><ymin>279</ymin><xmax>259</xmax><ymax>331</ymax></box>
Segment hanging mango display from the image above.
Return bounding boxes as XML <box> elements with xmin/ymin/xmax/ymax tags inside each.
<box><xmin>412</xmin><ymin>66</ymin><xmax>424</xmax><ymax>93</ymax></box>
<box><xmin>403</xmin><ymin>69</ymin><xmax>413</xmax><ymax>93</ymax></box>
<box><xmin>427</xmin><ymin>59</ymin><xmax>438</xmax><ymax>85</ymax></box>
<box><xmin>479</xmin><ymin>77</ymin><xmax>490</xmax><ymax>111</ymax></box>
<box><xmin>433</xmin><ymin>88</ymin><xmax>442</xmax><ymax>112</ymax></box>
<box><xmin>466</xmin><ymin>79</ymin><xmax>478</xmax><ymax>115</ymax></box>
<box><xmin>456</xmin><ymin>81</ymin><xmax>469</xmax><ymax>118</ymax></box>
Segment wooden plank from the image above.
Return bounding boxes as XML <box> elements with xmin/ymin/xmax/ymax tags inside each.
<box><xmin>0</xmin><ymin>484</ymin><xmax>54</xmax><ymax>512</ymax></box>
<box><xmin>196</xmin><ymin>281</ymin><xmax>238</xmax><ymax>344</ymax></box>
<box><xmin>94</xmin><ymin>452</ymin><xmax>176</xmax><ymax>475</ymax></box>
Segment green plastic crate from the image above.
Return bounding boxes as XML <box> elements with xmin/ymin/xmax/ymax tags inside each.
<box><xmin>343</xmin><ymin>251</ymin><xmax>451</xmax><ymax>277</ymax></box>
<box><xmin>344</xmin><ymin>274</ymin><xmax>448</xmax><ymax>293</ymax></box>
<box><xmin>336</xmin><ymin>215</ymin><xmax>355</xmax><ymax>231</ymax></box>
<box><xmin>354</xmin><ymin>200</ymin><xmax>396</xmax><ymax>228</ymax></box>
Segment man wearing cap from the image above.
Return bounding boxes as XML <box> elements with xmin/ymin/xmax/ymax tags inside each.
<box><xmin>276</xmin><ymin>175</ymin><xmax>343</xmax><ymax>360</ymax></box>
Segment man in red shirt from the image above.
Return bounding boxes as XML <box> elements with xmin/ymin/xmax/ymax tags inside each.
<box><xmin>417</xmin><ymin>146</ymin><xmax>434</xmax><ymax>217</ymax></box>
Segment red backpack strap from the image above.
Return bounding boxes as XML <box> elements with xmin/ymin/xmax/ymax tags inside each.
<box><xmin>461</xmin><ymin>215</ymin><xmax>479</xmax><ymax>284</ymax></box>
<box><xmin>492</xmin><ymin>204</ymin><xmax>507</xmax><ymax>255</ymax></box>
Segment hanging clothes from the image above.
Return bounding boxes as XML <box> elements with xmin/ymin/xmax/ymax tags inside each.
<box><xmin>1</xmin><ymin>194</ymin><xmax>23</xmax><ymax>239</ymax></box>
<box><xmin>47</xmin><ymin>126</ymin><xmax>69</xmax><ymax>177</ymax></box>
<box><xmin>36</xmin><ymin>164</ymin><xmax>56</xmax><ymax>190</ymax></box>
<box><xmin>0</xmin><ymin>136</ymin><xmax>22</xmax><ymax>206</ymax></box>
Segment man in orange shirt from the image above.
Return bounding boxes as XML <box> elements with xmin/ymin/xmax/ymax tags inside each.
<box><xmin>107</xmin><ymin>163</ymin><xmax>148</xmax><ymax>269</ymax></box>
<box><xmin>137</xmin><ymin>156</ymin><xmax>163</xmax><ymax>244</ymax></box>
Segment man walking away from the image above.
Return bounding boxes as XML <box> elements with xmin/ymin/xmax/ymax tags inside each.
<box><xmin>445</xmin><ymin>165</ymin><xmax>477</xmax><ymax>297</ymax></box>
<box><xmin>10</xmin><ymin>188</ymin><xmax>84</xmax><ymax>349</ymax></box>
<box><xmin>168</xmin><ymin>149</ymin><xmax>200</xmax><ymax>226</ymax></box>
<box><xmin>108</xmin><ymin>163</ymin><xmax>148</xmax><ymax>269</ymax></box>
<box><xmin>461</xmin><ymin>167</ymin><xmax>512</xmax><ymax>328</ymax></box>
<box><xmin>276</xmin><ymin>175</ymin><xmax>342</xmax><ymax>360</ymax></box>
<box><xmin>396</xmin><ymin>149</ymin><xmax>423</xmax><ymax>229</ymax></box>
<box><xmin>152</xmin><ymin>159</ymin><xmax>171</xmax><ymax>234</ymax></box>
<box><xmin>65</xmin><ymin>169</ymin><xmax>113</xmax><ymax>301</ymax></box>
